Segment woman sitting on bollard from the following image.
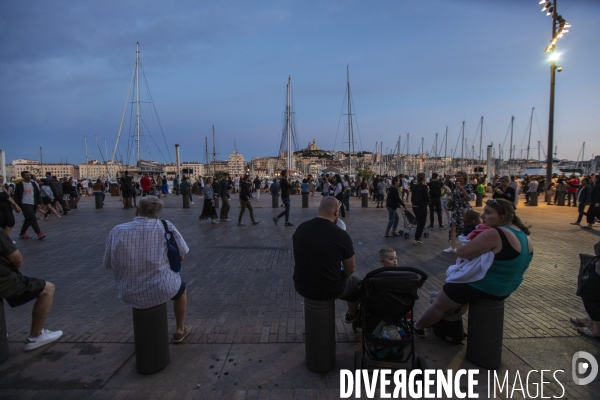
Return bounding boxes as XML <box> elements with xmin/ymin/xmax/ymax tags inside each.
<box><xmin>571</xmin><ymin>240</ymin><xmax>600</xmax><ymax>339</ymax></box>
<box><xmin>414</xmin><ymin>198</ymin><xmax>533</xmax><ymax>337</ymax></box>
<box><xmin>93</xmin><ymin>178</ymin><xmax>105</xmax><ymax>204</ymax></box>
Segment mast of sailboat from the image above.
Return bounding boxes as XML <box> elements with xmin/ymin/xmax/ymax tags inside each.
<box><xmin>526</xmin><ymin>107</ymin><xmax>534</xmax><ymax>169</ymax></box>
<box><xmin>479</xmin><ymin>116</ymin><xmax>483</xmax><ymax>166</ymax></box>
<box><xmin>444</xmin><ymin>126</ymin><xmax>448</xmax><ymax>175</ymax></box>
<box><xmin>111</xmin><ymin>49</ymin><xmax>136</xmax><ymax>165</ymax></box>
<box><xmin>84</xmin><ymin>136</ymin><xmax>89</xmax><ymax>165</ymax></box>
<box><xmin>286</xmin><ymin>76</ymin><xmax>292</xmax><ymax>171</ymax></box>
<box><xmin>406</xmin><ymin>133</ymin><xmax>410</xmax><ymax>175</ymax></box>
<box><xmin>460</xmin><ymin>121</ymin><xmax>465</xmax><ymax>172</ymax></box>
<box><xmin>347</xmin><ymin>66</ymin><xmax>354</xmax><ymax>174</ymax></box>
<box><xmin>509</xmin><ymin>116</ymin><xmax>514</xmax><ymax>176</ymax></box>
<box><xmin>135</xmin><ymin>42</ymin><xmax>141</xmax><ymax>164</ymax></box>
<box><xmin>396</xmin><ymin>135</ymin><xmax>401</xmax><ymax>175</ymax></box>
<box><xmin>204</xmin><ymin>136</ymin><xmax>209</xmax><ymax>172</ymax></box>
<box><xmin>212</xmin><ymin>125</ymin><xmax>217</xmax><ymax>175</ymax></box>
<box><xmin>582</xmin><ymin>142</ymin><xmax>585</xmax><ymax>173</ymax></box>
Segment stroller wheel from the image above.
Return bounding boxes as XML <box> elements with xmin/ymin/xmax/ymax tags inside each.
<box><xmin>354</xmin><ymin>351</ymin><xmax>363</xmax><ymax>369</ymax></box>
<box><xmin>404</xmin><ymin>233</ymin><xmax>410</xmax><ymax>238</ymax></box>
<box><xmin>423</xmin><ymin>232</ymin><xmax>430</xmax><ymax>238</ymax></box>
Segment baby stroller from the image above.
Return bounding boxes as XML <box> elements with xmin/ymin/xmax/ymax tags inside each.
<box><xmin>353</xmin><ymin>266</ymin><xmax>429</xmax><ymax>371</ymax></box>
<box><xmin>399</xmin><ymin>206</ymin><xmax>430</xmax><ymax>239</ymax></box>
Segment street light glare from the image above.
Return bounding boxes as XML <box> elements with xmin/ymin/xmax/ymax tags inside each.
<box><xmin>549</xmin><ymin>52</ymin><xmax>560</xmax><ymax>61</ymax></box>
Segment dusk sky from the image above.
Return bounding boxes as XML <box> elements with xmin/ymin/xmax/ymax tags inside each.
<box><xmin>1</xmin><ymin>0</ymin><xmax>598</xmax><ymax>166</ymax></box>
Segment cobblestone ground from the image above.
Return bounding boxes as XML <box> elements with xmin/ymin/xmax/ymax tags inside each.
<box><xmin>2</xmin><ymin>192</ymin><xmax>600</xmax><ymax>398</ymax></box>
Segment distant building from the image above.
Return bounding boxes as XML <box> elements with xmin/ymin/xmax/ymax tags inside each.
<box><xmin>180</xmin><ymin>162</ymin><xmax>205</xmax><ymax>178</ymax></box>
<box><xmin>78</xmin><ymin>160</ymin><xmax>133</xmax><ymax>180</ymax></box>
<box><xmin>228</xmin><ymin>152</ymin><xmax>246</xmax><ymax>176</ymax></box>
<box><xmin>12</xmin><ymin>158</ymin><xmax>77</xmax><ymax>180</ymax></box>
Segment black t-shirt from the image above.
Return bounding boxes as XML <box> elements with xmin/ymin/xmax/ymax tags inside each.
<box><xmin>0</xmin><ymin>229</ymin><xmax>19</xmax><ymax>297</ymax></box>
<box><xmin>428</xmin><ymin>180</ymin><xmax>443</xmax><ymax>199</ymax></box>
<box><xmin>121</xmin><ymin>176</ymin><xmax>132</xmax><ymax>192</ymax></box>
<box><xmin>280</xmin><ymin>178</ymin><xmax>292</xmax><ymax>198</ymax></box>
<box><xmin>293</xmin><ymin>218</ymin><xmax>355</xmax><ymax>300</ymax></box>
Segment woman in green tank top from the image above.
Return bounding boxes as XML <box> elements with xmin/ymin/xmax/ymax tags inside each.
<box><xmin>414</xmin><ymin>198</ymin><xmax>533</xmax><ymax>336</ymax></box>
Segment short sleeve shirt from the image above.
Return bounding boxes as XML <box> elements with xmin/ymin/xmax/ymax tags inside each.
<box><xmin>0</xmin><ymin>230</ymin><xmax>20</xmax><ymax>297</ymax></box>
<box><xmin>293</xmin><ymin>218</ymin><xmax>355</xmax><ymax>300</ymax></box>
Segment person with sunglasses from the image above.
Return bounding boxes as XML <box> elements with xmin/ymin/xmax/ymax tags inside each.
<box><xmin>414</xmin><ymin>198</ymin><xmax>533</xmax><ymax>337</ymax></box>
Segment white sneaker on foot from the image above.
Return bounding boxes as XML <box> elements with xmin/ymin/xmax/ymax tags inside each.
<box><xmin>24</xmin><ymin>329</ymin><xmax>63</xmax><ymax>351</ymax></box>
<box><xmin>443</xmin><ymin>246</ymin><xmax>456</xmax><ymax>253</ymax></box>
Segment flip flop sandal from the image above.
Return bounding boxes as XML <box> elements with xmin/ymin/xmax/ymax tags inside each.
<box><xmin>576</xmin><ymin>327</ymin><xmax>600</xmax><ymax>341</ymax></box>
<box><xmin>570</xmin><ymin>317</ymin><xmax>586</xmax><ymax>328</ymax></box>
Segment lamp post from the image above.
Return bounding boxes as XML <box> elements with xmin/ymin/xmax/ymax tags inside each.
<box><xmin>539</xmin><ymin>0</ymin><xmax>570</xmax><ymax>188</ymax></box>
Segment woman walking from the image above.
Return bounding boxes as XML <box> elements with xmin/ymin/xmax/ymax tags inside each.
<box><xmin>40</xmin><ymin>180</ymin><xmax>61</xmax><ymax>220</ymax></box>
<box><xmin>333</xmin><ymin>174</ymin><xmax>346</xmax><ymax>218</ymax></box>
<box><xmin>199</xmin><ymin>177</ymin><xmax>218</xmax><ymax>224</ymax></box>
<box><xmin>342</xmin><ymin>174</ymin><xmax>351</xmax><ymax>213</ymax></box>
<box><xmin>444</xmin><ymin>171</ymin><xmax>475</xmax><ymax>253</ymax></box>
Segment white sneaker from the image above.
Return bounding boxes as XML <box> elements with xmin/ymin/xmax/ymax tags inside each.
<box><xmin>443</xmin><ymin>246</ymin><xmax>456</xmax><ymax>253</ymax></box>
<box><xmin>24</xmin><ymin>329</ymin><xmax>63</xmax><ymax>351</ymax></box>
<box><xmin>190</xmin><ymin>201</ymin><xmax>195</xmax><ymax>204</ymax></box>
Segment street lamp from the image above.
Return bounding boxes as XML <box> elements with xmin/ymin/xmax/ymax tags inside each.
<box><xmin>539</xmin><ymin>0</ymin><xmax>570</xmax><ymax>190</ymax></box>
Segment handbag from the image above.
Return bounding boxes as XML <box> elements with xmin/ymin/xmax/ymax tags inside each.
<box><xmin>576</xmin><ymin>254</ymin><xmax>599</xmax><ymax>297</ymax></box>
<box><xmin>444</xmin><ymin>199</ymin><xmax>455</xmax><ymax>211</ymax></box>
<box><xmin>161</xmin><ymin>220</ymin><xmax>181</xmax><ymax>273</ymax></box>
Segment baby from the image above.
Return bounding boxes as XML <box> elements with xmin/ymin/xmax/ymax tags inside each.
<box><xmin>461</xmin><ymin>210</ymin><xmax>481</xmax><ymax>237</ymax></box>
<box><xmin>379</xmin><ymin>248</ymin><xmax>398</xmax><ymax>267</ymax></box>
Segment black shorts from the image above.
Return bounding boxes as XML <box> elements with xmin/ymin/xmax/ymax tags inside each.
<box><xmin>1</xmin><ymin>271</ymin><xmax>46</xmax><ymax>308</ymax></box>
<box><xmin>337</xmin><ymin>275</ymin><xmax>362</xmax><ymax>303</ymax></box>
<box><xmin>42</xmin><ymin>197</ymin><xmax>52</xmax><ymax>205</ymax></box>
<box><xmin>0</xmin><ymin>208</ymin><xmax>15</xmax><ymax>228</ymax></box>
<box><xmin>581</xmin><ymin>271</ymin><xmax>600</xmax><ymax>321</ymax></box>
<box><xmin>443</xmin><ymin>282</ymin><xmax>508</xmax><ymax>305</ymax></box>
<box><xmin>172</xmin><ymin>281</ymin><xmax>186</xmax><ymax>301</ymax></box>
<box><xmin>121</xmin><ymin>190</ymin><xmax>132</xmax><ymax>198</ymax></box>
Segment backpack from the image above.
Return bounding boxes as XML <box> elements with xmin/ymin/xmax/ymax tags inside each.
<box><xmin>432</xmin><ymin>317</ymin><xmax>467</xmax><ymax>345</ymax></box>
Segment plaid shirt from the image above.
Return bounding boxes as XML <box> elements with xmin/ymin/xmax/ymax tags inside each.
<box><xmin>103</xmin><ymin>217</ymin><xmax>189</xmax><ymax>309</ymax></box>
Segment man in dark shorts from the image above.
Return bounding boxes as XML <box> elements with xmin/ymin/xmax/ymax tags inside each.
<box><xmin>0</xmin><ymin>230</ymin><xmax>62</xmax><ymax>350</ymax></box>
<box><xmin>119</xmin><ymin>171</ymin><xmax>133</xmax><ymax>209</ymax></box>
<box><xmin>293</xmin><ymin>196</ymin><xmax>361</xmax><ymax>323</ymax></box>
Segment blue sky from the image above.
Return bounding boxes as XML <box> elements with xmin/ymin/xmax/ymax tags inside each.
<box><xmin>1</xmin><ymin>0</ymin><xmax>598</xmax><ymax>165</ymax></box>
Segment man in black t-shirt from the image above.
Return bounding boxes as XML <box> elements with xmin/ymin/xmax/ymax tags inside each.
<box><xmin>428</xmin><ymin>172</ymin><xmax>444</xmax><ymax>229</ymax></box>
<box><xmin>293</xmin><ymin>197</ymin><xmax>361</xmax><ymax>323</ymax></box>
<box><xmin>120</xmin><ymin>171</ymin><xmax>133</xmax><ymax>209</ymax></box>
<box><xmin>273</xmin><ymin>169</ymin><xmax>293</xmax><ymax>226</ymax></box>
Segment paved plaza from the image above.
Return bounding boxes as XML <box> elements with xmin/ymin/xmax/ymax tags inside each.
<box><xmin>1</xmin><ymin>192</ymin><xmax>600</xmax><ymax>399</ymax></box>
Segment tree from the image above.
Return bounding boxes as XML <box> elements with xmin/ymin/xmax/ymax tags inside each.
<box><xmin>355</xmin><ymin>166</ymin><xmax>374</xmax><ymax>180</ymax></box>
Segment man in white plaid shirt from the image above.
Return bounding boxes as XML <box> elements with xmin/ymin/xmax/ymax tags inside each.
<box><xmin>103</xmin><ymin>196</ymin><xmax>192</xmax><ymax>343</ymax></box>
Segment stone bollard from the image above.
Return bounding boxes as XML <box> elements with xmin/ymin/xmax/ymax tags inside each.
<box><xmin>272</xmin><ymin>194</ymin><xmax>279</xmax><ymax>208</ymax></box>
<box><xmin>304</xmin><ymin>298</ymin><xmax>336</xmax><ymax>373</ymax></box>
<box><xmin>0</xmin><ymin>299</ymin><xmax>8</xmax><ymax>364</ymax></box>
<box><xmin>183</xmin><ymin>194</ymin><xmax>190</xmax><ymax>209</ymax></box>
<box><xmin>94</xmin><ymin>193</ymin><xmax>103</xmax><ymax>209</ymax></box>
<box><xmin>361</xmin><ymin>193</ymin><xmax>368</xmax><ymax>208</ymax></box>
<box><xmin>529</xmin><ymin>192</ymin><xmax>538</xmax><ymax>206</ymax></box>
<box><xmin>557</xmin><ymin>191</ymin><xmax>566</xmax><ymax>206</ymax></box>
<box><xmin>476</xmin><ymin>193</ymin><xmax>483</xmax><ymax>207</ymax></box>
<box><xmin>302</xmin><ymin>193</ymin><xmax>309</xmax><ymax>208</ymax></box>
<box><xmin>466</xmin><ymin>298</ymin><xmax>505</xmax><ymax>370</ymax></box>
<box><xmin>132</xmin><ymin>303</ymin><xmax>170</xmax><ymax>374</ymax></box>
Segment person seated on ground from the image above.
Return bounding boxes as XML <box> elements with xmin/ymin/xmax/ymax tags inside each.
<box><xmin>103</xmin><ymin>196</ymin><xmax>192</xmax><ymax>343</ymax></box>
<box><xmin>571</xmin><ymin>240</ymin><xmax>600</xmax><ymax>339</ymax></box>
<box><xmin>414</xmin><ymin>198</ymin><xmax>533</xmax><ymax>337</ymax></box>
<box><xmin>92</xmin><ymin>178</ymin><xmax>105</xmax><ymax>203</ymax></box>
<box><xmin>379</xmin><ymin>248</ymin><xmax>398</xmax><ymax>267</ymax></box>
<box><xmin>293</xmin><ymin>197</ymin><xmax>361</xmax><ymax>324</ymax></box>
<box><xmin>0</xmin><ymin>229</ymin><xmax>62</xmax><ymax>350</ymax></box>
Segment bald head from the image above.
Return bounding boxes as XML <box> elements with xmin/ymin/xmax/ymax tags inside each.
<box><xmin>318</xmin><ymin>197</ymin><xmax>340</xmax><ymax>221</ymax></box>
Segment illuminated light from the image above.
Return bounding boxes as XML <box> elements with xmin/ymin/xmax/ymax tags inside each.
<box><xmin>549</xmin><ymin>52</ymin><xmax>560</xmax><ymax>61</ymax></box>
<box><xmin>539</xmin><ymin>0</ymin><xmax>546</xmax><ymax>4</ymax></box>
<box><xmin>565</xmin><ymin>22</ymin><xmax>571</xmax><ymax>27</ymax></box>
<box><xmin>562</xmin><ymin>28</ymin><xmax>569</xmax><ymax>33</ymax></box>
<box><xmin>545</xmin><ymin>45</ymin><xmax>553</xmax><ymax>53</ymax></box>
<box><xmin>557</xmin><ymin>33</ymin><xmax>563</xmax><ymax>38</ymax></box>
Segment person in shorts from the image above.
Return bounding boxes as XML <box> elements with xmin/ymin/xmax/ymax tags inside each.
<box><xmin>293</xmin><ymin>197</ymin><xmax>361</xmax><ymax>324</ymax></box>
<box><xmin>0</xmin><ymin>229</ymin><xmax>62</xmax><ymax>350</ymax></box>
<box><xmin>120</xmin><ymin>171</ymin><xmax>133</xmax><ymax>209</ymax></box>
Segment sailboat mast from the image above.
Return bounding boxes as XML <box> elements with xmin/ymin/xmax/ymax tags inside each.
<box><xmin>509</xmin><ymin>116</ymin><xmax>514</xmax><ymax>176</ymax></box>
<box><xmin>347</xmin><ymin>66</ymin><xmax>353</xmax><ymax>173</ymax></box>
<box><xmin>479</xmin><ymin>116</ymin><xmax>483</xmax><ymax>165</ymax></box>
<box><xmin>444</xmin><ymin>126</ymin><xmax>448</xmax><ymax>175</ymax></box>
<box><xmin>212</xmin><ymin>125</ymin><xmax>216</xmax><ymax>175</ymax></box>
<box><xmin>461</xmin><ymin>121</ymin><xmax>465</xmax><ymax>172</ymax></box>
<box><xmin>396</xmin><ymin>135</ymin><xmax>401</xmax><ymax>175</ymax></box>
<box><xmin>84</xmin><ymin>136</ymin><xmax>89</xmax><ymax>164</ymax></box>
<box><xmin>204</xmin><ymin>136</ymin><xmax>209</xmax><ymax>170</ymax></box>
<box><xmin>286</xmin><ymin>76</ymin><xmax>292</xmax><ymax>171</ymax></box>
<box><xmin>526</xmin><ymin>107</ymin><xmax>534</xmax><ymax>167</ymax></box>
<box><xmin>135</xmin><ymin>42</ymin><xmax>141</xmax><ymax>163</ymax></box>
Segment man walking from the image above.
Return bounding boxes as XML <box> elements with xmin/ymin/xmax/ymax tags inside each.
<box><xmin>219</xmin><ymin>173</ymin><xmax>232</xmax><ymax>221</ymax></box>
<box><xmin>0</xmin><ymin>229</ymin><xmax>62</xmax><ymax>349</ymax></box>
<box><xmin>428</xmin><ymin>172</ymin><xmax>444</xmax><ymax>228</ymax></box>
<box><xmin>14</xmin><ymin>171</ymin><xmax>45</xmax><ymax>240</ymax></box>
<box><xmin>273</xmin><ymin>170</ymin><xmax>293</xmax><ymax>226</ymax></box>
<box><xmin>238</xmin><ymin>174</ymin><xmax>260</xmax><ymax>226</ymax></box>
<box><xmin>253</xmin><ymin>176</ymin><xmax>262</xmax><ymax>201</ymax></box>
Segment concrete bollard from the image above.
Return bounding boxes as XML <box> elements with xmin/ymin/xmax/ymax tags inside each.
<box><xmin>272</xmin><ymin>194</ymin><xmax>279</xmax><ymax>208</ymax></box>
<box><xmin>361</xmin><ymin>193</ymin><xmax>368</xmax><ymax>208</ymax></box>
<box><xmin>529</xmin><ymin>192</ymin><xmax>538</xmax><ymax>206</ymax></box>
<box><xmin>476</xmin><ymin>193</ymin><xmax>483</xmax><ymax>207</ymax></box>
<box><xmin>133</xmin><ymin>303</ymin><xmax>170</xmax><ymax>374</ymax></box>
<box><xmin>94</xmin><ymin>193</ymin><xmax>103</xmax><ymax>209</ymax></box>
<box><xmin>466</xmin><ymin>298</ymin><xmax>505</xmax><ymax>370</ymax></box>
<box><xmin>183</xmin><ymin>194</ymin><xmax>190</xmax><ymax>209</ymax></box>
<box><xmin>0</xmin><ymin>299</ymin><xmax>8</xmax><ymax>364</ymax></box>
<box><xmin>557</xmin><ymin>191</ymin><xmax>566</xmax><ymax>206</ymax></box>
<box><xmin>304</xmin><ymin>298</ymin><xmax>336</xmax><ymax>373</ymax></box>
<box><xmin>302</xmin><ymin>193</ymin><xmax>309</xmax><ymax>208</ymax></box>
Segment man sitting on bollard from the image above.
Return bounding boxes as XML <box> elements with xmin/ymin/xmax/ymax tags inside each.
<box><xmin>103</xmin><ymin>196</ymin><xmax>192</xmax><ymax>343</ymax></box>
<box><xmin>0</xmin><ymin>229</ymin><xmax>62</xmax><ymax>350</ymax></box>
<box><xmin>293</xmin><ymin>197</ymin><xmax>361</xmax><ymax>324</ymax></box>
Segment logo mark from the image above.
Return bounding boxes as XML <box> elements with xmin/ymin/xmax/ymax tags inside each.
<box><xmin>572</xmin><ymin>351</ymin><xmax>598</xmax><ymax>386</ymax></box>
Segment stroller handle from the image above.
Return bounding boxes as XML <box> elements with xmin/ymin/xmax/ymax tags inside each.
<box><xmin>365</xmin><ymin>266</ymin><xmax>428</xmax><ymax>283</ymax></box>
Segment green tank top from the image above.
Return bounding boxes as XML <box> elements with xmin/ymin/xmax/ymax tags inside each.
<box><xmin>468</xmin><ymin>226</ymin><xmax>533</xmax><ymax>297</ymax></box>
